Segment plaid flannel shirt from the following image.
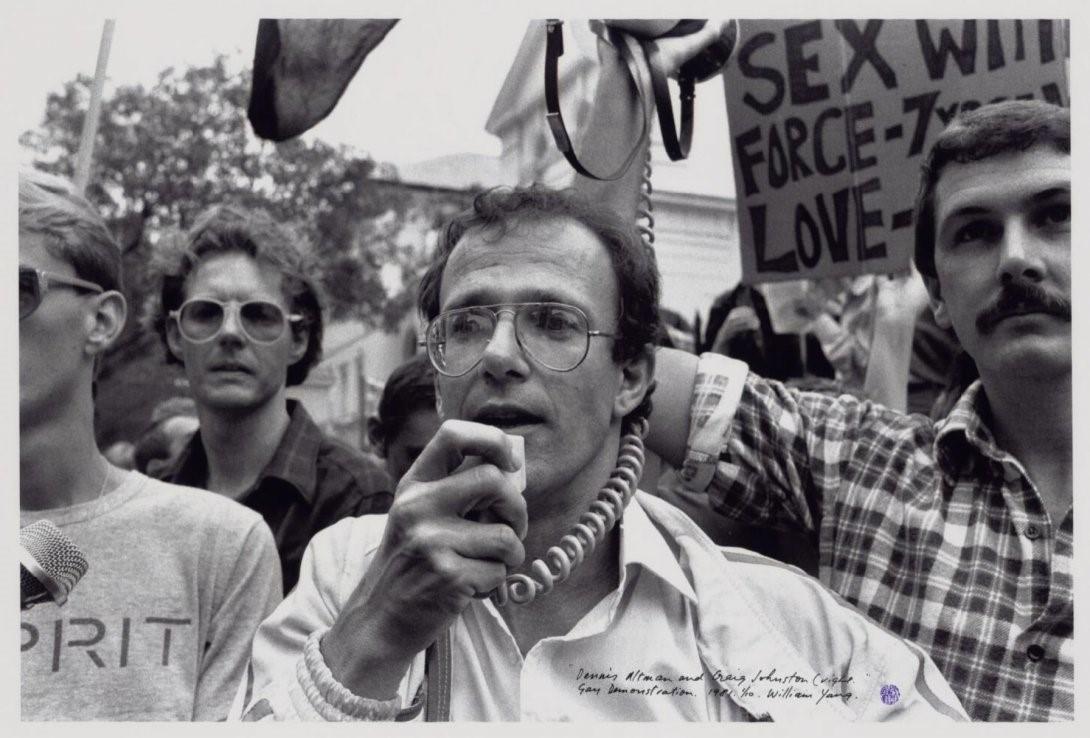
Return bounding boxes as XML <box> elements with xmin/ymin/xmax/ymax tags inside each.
<box><xmin>675</xmin><ymin>353</ymin><xmax>1073</xmax><ymax>721</ymax></box>
<box><xmin>166</xmin><ymin>400</ymin><xmax>393</xmax><ymax>593</ymax></box>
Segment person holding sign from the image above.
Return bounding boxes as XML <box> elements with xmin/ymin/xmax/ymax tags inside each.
<box><xmin>648</xmin><ymin>100</ymin><xmax>1071</xmax><ymax>721</ymax></box>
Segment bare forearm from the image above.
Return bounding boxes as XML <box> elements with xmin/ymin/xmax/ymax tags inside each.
<box><xmin>570</xmin><ymin>36</ymin><xmax>648</xmax><ymax>221</ymax></box>
<box><xmin>321</xmin><ymin>607</ymin><xmax>415</xmax><ymax>700</ymax></box>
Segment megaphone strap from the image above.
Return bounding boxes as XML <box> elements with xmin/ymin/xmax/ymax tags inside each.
<box><xmin>545</xmin><ymin>20</ymin><xmax>650</xmax><ymax>182</ymax></box>
<box><xmin>644</xmin><ymin>38</ymin><xmax>696</xmax><ymax>162</ymax></box>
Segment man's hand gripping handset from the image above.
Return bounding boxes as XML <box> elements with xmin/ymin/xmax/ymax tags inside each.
<box><xmin>320</xmin><ymin>420</ymin><xmax>526</xmax><ymax>699</ymax></box>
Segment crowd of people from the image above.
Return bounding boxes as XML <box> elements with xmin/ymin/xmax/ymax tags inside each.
<box><xmin>19</xmin><ymin>98</ymin><xmax>1071</xmax><ymax>722</ymax></box>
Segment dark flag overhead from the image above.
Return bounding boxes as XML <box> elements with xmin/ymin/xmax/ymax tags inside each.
<box><xmin>249</xmin><ymin>18</ymin><xmax>398</xmax><ymax>141</ymax></box>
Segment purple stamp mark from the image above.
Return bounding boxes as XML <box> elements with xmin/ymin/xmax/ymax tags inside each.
<box><xmin>880</xmin><ymin>684</ymin><xmax>901</xmax><ymax>705</ymax></box>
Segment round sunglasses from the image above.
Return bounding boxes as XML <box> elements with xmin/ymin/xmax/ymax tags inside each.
<box><xmin>169</xmin><ymin>298</ymin><xmax>302</xmax><ymax>344</ymax></box>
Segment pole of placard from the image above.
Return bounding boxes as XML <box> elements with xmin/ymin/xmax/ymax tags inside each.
<box><xmin>73</xmin><ymin>19</ymin><xmax>116</xmax><ymax>194</ymax></box>
<box><xmin>356</xmin><ymin>352</ymin><xmax>368</xmax><ymax>450</ymax></box>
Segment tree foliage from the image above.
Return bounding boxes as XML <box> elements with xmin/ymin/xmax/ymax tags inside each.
<box><xmin>21</xmin><ymin>54</ymin><xmax>415</xmax><ymax>327</ymax></box>
<box><xmin>21</xmin><ymin>54</ymin><xmax>444</xmax><ymax>446</ymax></box>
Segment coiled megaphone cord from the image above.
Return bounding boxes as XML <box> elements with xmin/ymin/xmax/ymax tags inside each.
<box><xmin>490</xmin><ymin>417</ymin><xmax>649</xmax><ymax>607</ymax></box>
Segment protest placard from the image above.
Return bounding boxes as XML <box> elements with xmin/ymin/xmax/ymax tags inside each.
<box><xmin>723</xmin><ymin>19</ymin><xmax>1069</xmax><ymax>283</ymax></box>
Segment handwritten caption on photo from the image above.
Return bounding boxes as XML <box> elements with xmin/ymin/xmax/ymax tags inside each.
<box><xmin>573</xmin><ymin>667</ymin><xmax>857</xmax><ymax>706</ymax></box>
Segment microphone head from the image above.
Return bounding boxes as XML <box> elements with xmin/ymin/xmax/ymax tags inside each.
<box><xmin>20</xmin><ymin>520</ymin><xmax>88</xmax><ymax>607</ymax></box>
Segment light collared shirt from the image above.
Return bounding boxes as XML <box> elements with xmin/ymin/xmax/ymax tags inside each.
<box><xmin>233</xmin><ymin>490</ymin><xmax>964</xmax><ymax>722</ymax></box>
<box><xmin>675</xmin><ymin>352</ymin><xmax>1073</xmax><ymax>721</ymax></box>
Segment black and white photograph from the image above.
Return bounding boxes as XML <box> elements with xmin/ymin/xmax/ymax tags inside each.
<box><xmin>7</xmin><ymin>0</ymin><xmax>1078</xmax><ymax>725</ymax></box>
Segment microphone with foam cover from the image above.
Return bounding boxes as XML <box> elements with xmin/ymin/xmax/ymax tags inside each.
<box><xmin>20</xmin><ymin>520</ymin><xmax>88</xmax><ymax>610</ymax></box>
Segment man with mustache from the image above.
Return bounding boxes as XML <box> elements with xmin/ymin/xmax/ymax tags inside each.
<box><xmin>647</xmin><ymin>100</ymin><xmax>1071</xmax><ymax>720</ymax></box>
<box><xmin>147</xmin><ymin>205</ymin><xmax>391</xmax><ymax>593</ymax></box>
<box><xmin>233</xmin><ymin>186</ymin><xmax>965</xmax><ymax>722</ymax></box>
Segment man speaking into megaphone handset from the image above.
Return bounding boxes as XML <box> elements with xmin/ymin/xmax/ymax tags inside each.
<box><xmin>236</xmin><ymin>185</ymin><xmax>964</xmax><ymax>722</ymax></box>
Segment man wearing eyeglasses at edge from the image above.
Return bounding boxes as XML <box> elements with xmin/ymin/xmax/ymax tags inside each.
<box><xmin>146</xmin><ymin>205</ymin><xmax>392</xmax><ymax>594</ymax></box>
<box><xmin>233</xmin><ymin>186</ymin><xmax>966</xmax><ymax>722</ymax></box>
<box><xmin>19</xmin><ymin>168</ymin><xmax>281</xmax><ymax>720</ymax></box>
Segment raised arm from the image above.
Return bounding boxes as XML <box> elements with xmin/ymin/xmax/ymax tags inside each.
<box><xmin>571</xmin><ymin>20</ymin><xmax>736</xmax><ymax>219</ymax></box>
<box><xmin>568</xmin><ymin>29</ymin><xmax>650</xmax><ymax>221</ymax></box>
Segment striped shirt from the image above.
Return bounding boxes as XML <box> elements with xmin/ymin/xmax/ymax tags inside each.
<box><xmin>674</xmin><ymin>353</ymin><xmax>1073</xmax><ymax>721</ymax></box>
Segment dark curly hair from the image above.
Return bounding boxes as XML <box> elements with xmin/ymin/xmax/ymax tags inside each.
<box><xmin>914</xmin><ymin>100</ymin><xmax>1069</xmax><ymax>279</ymax></box>
<box><xmin>144</xmin><ymin>204</ymin><xmax>324</xmax><ymax>386</ymax></box>
<box><xmin>417</xmin><ymin>185</ymin><xmax>661</xmax><ymax>422</ymax></box>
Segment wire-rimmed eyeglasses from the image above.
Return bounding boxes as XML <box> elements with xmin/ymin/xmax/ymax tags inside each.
<box><xmin>422</xmin><ymin>302</ymin><xmax>616</xmax><ymax>377</ymax></box>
